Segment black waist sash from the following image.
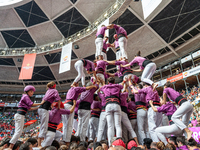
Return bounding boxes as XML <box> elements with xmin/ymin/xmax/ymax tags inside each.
<box><xmin>40</xmin><ymin>101</ymin><xmax>51</xmax><ymax>110</ymax></box>
<box><xmin>97</xmin><ymin>34</ymin><xmax>104</xmax><ymax>38</ymax></box>
<box><xmin>102</xmin><ymin>48</ymin><xmax>107</xmax><ymax>54</ymax></box>
<box><xmin>101</xmin><ymin>106</ymin><xmax>106</xmax><ymax>112</ymax></box>
<box><xmin>167</xmin><ymin>115</ymin><xmax>174</xmax><ymax>125</ymax></box>
<box><xmin>74</xmin><ymin>113</ymin><xmax>78</xmax><ymax>119</ymax></box>
<box><xmin>105</xmin><ymin>95</ymin><xmax>120</xmax><ymax>107</ymax></box>
<box><xmin>128</xmin><ymin>112</ymin><xmax>137</xmax><ymax>120</ymax></box>
<box><xmin>48</xmin><ymin>121</ymin><xmax>58</xmax><ymax>133</ymax></box>
<box><xmin>175</xmin><ymin>96</ymin><xmax>187</xmax><ymax>106</ymax></box>
<box><xmin>142</xmin><ymin>60</ymin><xmax>153</xmax><ymax>68</ymax></box>
<box><xmin>78</xmin><ymin>101</ymin><xmax>91</xmax><ymax>110</ymax></box>
<box><xmin>122</xmin><ymin>69</ymin><xmax>133</xmax><ymax>76</ymax></box>
<box><xmin>135</xmin><ymin>101</ymin><xmax>147</xmax><ymax>110</ymax></box>
<box><xmin>96</xmin><ymin>68</ymin><xmax>104</xmax><ymax>74</ymax></box>
<box><xmin>91</xmin><ymin>112</ymin><xmax>100</xmax><ymax>118</ymax></box>
<box><xmin>116</xmin><ymin>46</ymin><xmax>120</xmax><ymax>52</ymax></box>
<box><xmin>81</xmin><ymin>59</ymin><xmax>87</xmax><ymax>67</ymax></box>
<box><xmin>148</xmin><ymin>101</ymin><xmax>161</xmax><ymax>107</ymax></box>
<box><xmin>121</xmin><ymin>106</ymin><xmax>127</xmax><ymax>113</ymax></box>
<box><xmin>17</xmin><ymin>107</ymin><xmax>28</xmax><ymax>115</ymax></box>
<box><xmin>117</xmin><ymin>33</ymin><xmax>126</xmax><ymax>39</ymax></box>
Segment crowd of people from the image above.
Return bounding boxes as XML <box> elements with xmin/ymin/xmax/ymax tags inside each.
<box><xmin>0</xmin><ymin>23</ymin><xmax>199</xmax><ymax>150</ymax></box>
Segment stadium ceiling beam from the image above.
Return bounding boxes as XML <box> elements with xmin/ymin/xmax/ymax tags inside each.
<box><xmin>128</xmin><ymin>7</ymin><xmax>180</xmax><ymax>57</ymax></box>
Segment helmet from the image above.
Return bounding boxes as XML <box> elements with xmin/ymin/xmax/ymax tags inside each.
<box><xmin>114</xmin><ymin>34</ymin><xmax>118</xmax><ymax>39</ymax></box>
<box><xmin>24</xmin><ymin>85</ymin><xmax>35</xmax><ymax>92</ymax></box>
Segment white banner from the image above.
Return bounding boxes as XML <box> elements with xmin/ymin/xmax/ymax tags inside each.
<box><xmin>192</xmin><ymin>50</ymin><xmax>200</xmax><ymax>58</ymax></box>
<box><xmin>59</xmin><ymin>43</ymin><xmax>72</xmax><ymax>74</ymax></box>
<box><xmin>181</xmin><ymin>55</ymin><xmax>192</xmax><ymax>64</ymax></box>
<box><xmin>183</xmin><ymin>65</ymin><xmax>200</xmax><ymax>78</ymax></box>
<box><xmin>141</xmin><ymin>0</ymin><xmax>162</xmax><ymax>19</ymax></box>
<box><xmin>156</xmin><ymin>79</ymin><xmax>167</xmax><ymax>87</ymax></box>
<box><xmin>97</xmin><ymin>18</ymin><xmax>109</xmax><ymax>38</ymax></box>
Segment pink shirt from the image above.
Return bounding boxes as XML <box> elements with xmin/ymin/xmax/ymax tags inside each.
<box><xmin>113</xmin><ymin>24</ymin><xmax>127</xmax><ymax>36</ymax></box>
<box><xmin>103</xmin><ymin>40</ymin><xmax>110</xmax><ymax>50</ymax></box>
<box><xmin>138</xmin><ymin>86</ymin><xmax>160</xmax><ymax>103</ymax></box>
<box><xmin>98</xmin><ymin>92</ymin><xmax>106</xmax><ymax>107</ymax></box>
<box><xmin>191</xmin><ymin>120</ymin><xmax>198</xmax><ymax>127</ymax></box>
<box><xmin>128</xmin><ymin>101</ymin><xmax>136</xmax><ymax>113</ymax></box>
<box><xmin>49</xmin><ymin>108</ymin><xmax>70</xmax><ymax>124</ymax></box>
<box><xmin>163</xmin><ymin>87</ymin><xmax>181</xmax><ymax>102</ymax></box>
<box><xmin>91</xmin><ymin>101</ymin><xmax>102</xmax><ymax>114</ymax></box>
<box><xmin>42</xmin><ymin>88</ymin><xmax>61</xmax><ymax>103</ymax></box>
<box><xmin>120</xmin><ymin>92</ymin><xmax>128</xmax><ymax>107</ymax></box>
<box><xmin>101</xmin><ymin>83</ymin><xmax>123</xmax><ymax>98</ymax></box>
<box><xmin>96</xmin><ymin>60</ymin><xmax>109</xmax><ymax>72</ymax></box>
<box><xmin>18</xmin><ymin>94</ymin><xmax>33</xmax><ymax>110</ymax></box>
<box><xmin>96</xmin><ymin>26</ymin><xmax>107</xmax><ymax>37</ymax></box>
<box><xmin>134</xmin><ymin>87</ymin><xmax>146</xmax><ymax>103</ymax></box>
<box><xmin>157</xmin><ymin>102</ymin><xmax>177</xmax><ymax>116</ymax></box>
<box><xmin>66</xmin><ymin>87</ymin><xmax>86</xmax><ymax>101</ymax></box>
<box><xmin>129</xmin><ymin>56</ymin><xmax>146</xmax><ymax>70</ymax></box>
<box><xmin>115</xmin><ymin>60</ymin><xmax>130</xmax><ymax>75</ymax></box>
<box><xmin>84</xmin><ymin>60</ymin><xmax>95</xmax><ymax>72</ymax></box>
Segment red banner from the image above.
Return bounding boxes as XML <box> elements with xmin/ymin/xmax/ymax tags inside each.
<box><xmin>0</xmin><ymin>103</ymin><xmax>5</xmax><ymax>107</ymax></box>
<box><xmin>167</xmin><ymin>73</ymin><xmax>183</xmax><ymax>82</ymax></box>
<box><xmin>19</xmin><ymin>53</ymin><xmax>36</xmax><ymax>80</ymax></box>
<box><xmin>24</xmin><ymin>120</ymin><xmax>37</xmax><ymax>126</ymax></box>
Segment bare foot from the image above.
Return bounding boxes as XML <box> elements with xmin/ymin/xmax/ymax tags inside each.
<box><xmin>152</xmin><ymin>83</ymin><xmax>158</xmax><ymax>91</ymax></box>
<box><xmin>187</xmin><ymin>130</ymin><xmax>193</xmax><ymax>141</ymax></box>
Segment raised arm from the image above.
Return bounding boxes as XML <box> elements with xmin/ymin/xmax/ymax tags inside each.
<box><xmin>132</xmin><ymin>69</ymin><xmax>143</xmax><ymax>72</ymax></box>
<box><xmin>149</xmin><ymin>100</ymin><xmax>158</xmax><ymax>112</ymax></box>
<box><xmin>128</xmin><ymin>76</ymin><xmax>139</xmax><ymax>94</ymax></box>
<box><xmin>162</xmin><ymin>93</ymin><xmax>167</xmax><ymax>104</ymax></box>
<box><xmin>121</xmin><ymin>63</ymin><xmax>130</xmax><ymax>68</ymax></box>
<box><xmin>70</xmin><ymin>100</ymin><xmax>76</xmax><ymax>114</ymax></box>
<box><xmin>86</xmin><ymin>85</ymin><xmax>97</xmax><ymax>90</ymax></box>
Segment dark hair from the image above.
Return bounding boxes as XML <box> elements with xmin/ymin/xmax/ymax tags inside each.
<box><xmin>78</xmin><ymin>142</ymin><xmax>88</xmax><ymax>148</ymax></box>
<box><xmin>69</xmin><ymin>142</ymin><xmax>78</xmax><ymax>150</ymax></box>
<box><xmin>19</xmin><ymin>142</ymin><xmax>32</xmax><ymax>150</ymax></box>
<box><xmin>130</xmin><ymin>147</ymin><xmax>137</xmax><ymax>150</ymax></box>
<box><xmin>13</xmin><ymin>141</ymin><xmax>23</xmax><ymax>150</ymax></box>
<box><xmin>77</xmin><ymin>146</ymin><xmax>86</xmax><ymax>150</ymax></box>
<box><xmin>26</xmin><ymin>138</ymin><xmax>37</xmax><ymax>146</ymax></box>
<box><xmin>76</xmin><ymin>136</ymin><xmax>80</xmax><ymax>143</ymax></box>
<box><xmin>108</xmin><ymin>77</ymin><xmax>115</xmax><ymax>84</ymax></box>
<box><xmin>143</xmin><ymin>138</ymin><xmax>152</xmax><ymax>149</ymax></box>
<box><xmin>129</xmin><ymin>94</ymin><xmax>135</xmax><ymax>102</ymax></box>
<box><xmin>187</xmin><ymin>138</ymin><xmax>197</xmax><ymax>147</ymax></box>
<box><xmin>135</xmin><ymin>51</ymin><xmax>141</xmax><ymax>56</ymax></box>
<box><xmin>101</xmin><ymin>25</ymin><xmax>105</xmax><ymax>27</ymax></box>
<box><xmin>176</xmin><ymin>136</ymin><xmax>186</xmax><ymax>145</ymax></box>
<box><xmin>93</xmin><ymin>142</ymin><xmax>102</xmax><ymax>150</ymax></box>
<box><xmin>71</xmin><ymin>135</ymin><xmax>77</xmax><ymax>142</ymax></box>
<box><xmin>150</xmin><ymin>142</ymin><xmax>157</xmax><ymax>148</ymax></box>
<box><xmin>164</xmin><ymin>81</ymin><xmax>172</xmax><ymax>88</ymax></box>
<box><xmin>46</xmin><ymin>146</ymin><xmax>57</xmax><ymax>150</ymax></box>
<box><xmin>165</xmin><ymin>143</ymin><xmax>176</xmax><ymax>150</ymax></box>
<box><xmin>93</xmin><ymin>94</ymin><xmax>98</xmax><ymax>100</ymax></box>
<box><xmin>88</xmin><ymin>143</ymin><xmax>94</xmax><ymax>149</ymax></box>
<box><xmin>100</xmin><ymin>140</ymin><xmax>108</xmax><ymax>145</ymax></box>
<box><xmin>169</xmin><ymin>136</ymin><xmax>177</xmax><ymax>146</ymax></box>
<box><xmin>156</xmin><ymin>141</ymin><xmax>165</xmax><ymax>150</ymax></box>
<box><xmin>137</xmin><ymin>84</ymin><xmax>143</xmax><ymax>89</ymax></box>
<box><xmin>51</xmin><ymin>140</ymin><xmax>60</xmax><ymax>150</ymax></box>
<box><xmin>0</xmin><ymin>137</ymin><xmax>10</xmax><ymax>147</ymax></box>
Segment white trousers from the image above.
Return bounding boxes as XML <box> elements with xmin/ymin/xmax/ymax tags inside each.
<box><xmin>95</xmin><ymin>38</ymin><xmax>103</xmax><ymax>57</ymax></box>
<box><xmin>74</xmin><ymin>60</ymin><xmax>85</xmax><ymax>86</ymax></box>
<box><xmin>172</xmin><ymin>101</ymin><xmax>193</xmax><ymax>130</ymax></box>
<box><xmin>97</xmin><ymin>111</ymin><xmax>107</xmax><ymax>142</ymax></box>
<box><xmin>73</xmin><ymin>118</ymin><xmax>78</xmax><ymax>132</ymax></box>
<box><xmin>38</xmin><ymin>108</ymin><xmax>49</xmax><ymax>138</ymax></box>
<box><xmin>106</xmin><ymin>104</ymin><xmax>122</xmax><ymax>146</ymax></box>
<box><xmin>148</xmin><ymin>106</ymin><xmax>163</xmax><ymax>142</ymax></box>
<box><xmin>141</xmin><ymin>63</ymin><xmax>156</xmax><ymax>85</ymax></box>
<box><xmin>137</xmin><ymin>109</ymin><xmax>148</xmax><ymax>145</ymax></box>
<box><xmin>162</xmin><ymin>114</ymin><xmax>169</xmax><ymax>126</ymax></box>
<box><xmin>116</xmin><ymin>50</ymin><xmax>122</xmax><ymax>60</ymax></box>
<box><xmin>121</xmin><ymin>112</ymin><xmax>137</xmax><ymax>138</ymax></box>
<box><xmin>89</xmin><ymin>117</ymin><xmax>99</xmax><ymax>141</ymax></box>
<box><xmin>155</xmin><ymin>124</ymin><xmax>183</xmax><ymax>145</ymax></box>
<box><xmin>10</xmin><ymin>114</ymin><xmax>25</xmax><ymax>144</ymax></box>
<box><xmin>75</xmin><ymin>109</ymin><xmax>91</xmax><ymax>141</ymax></box>
<box><xmin>41</xmin><ymin>131</ymin><xmax>55</xmax><ymax>147</ymax></box>
<box><xmin>54</xmin><ymin>130</ymin><xmax>62</xmax><ymax>142</ymax></box>
<box><xmin>62</xmin><ymin>103</ymin><xmax>74</xmax><ymax>142</ymax></box>
<box><xmin>118</xmin><ymin>37</ymin><xmax>127</xmax><ymax>59</ymax></box>
<box><xmin>102</xmin><ymin>52</ymin><xmax>107</xmax><ymax>60</ymax></box>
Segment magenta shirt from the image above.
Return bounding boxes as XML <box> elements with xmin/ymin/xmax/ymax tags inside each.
<box><xmin>49</xmin><ymin>108</ymin><xmax>70</xmax><ymax>124</ymax></box>
<box><xmin>101</xmin><ymin>83</ymin><xmax>123</xmax><ymax>98</ymax></box>
<box><xmin>191</xmin><ymin>120</ymin><xmax>198</xmax><ymax>127</ymax></box>
<box><xmin>103</xmin><ymin>40</ymin><xmax>110</xmax><ymax>50</ymax></box>
<box><xmin>157</xmin><ymin>102</ymin><xmax>177</xmax><ymax>116</ymax></box>
<box><xmin>133</xmin><ymin>75</ymin><xmax>139</xmax><ymax>83</ymax></box>
<box><xmin>80</xmin><ymin>84</ymin><xmax>99</xmax><ymax>104</ymax></box>
<box><xmin>114</xmin><ymin>40</ymin><xmax>119</xmax><ymax>48</ymax></box>
<box><xmin>96</xmin><ymin>26</ymin><xmax>107</xmax><ymax>37</ymax></box>
<box><xmin>115</xmin><ymin>60</ymin><xmax>130</xmax><ymax>74</ymax></box>
<box><xmin>91</xmin><ymin>101</ymin><xmax>102</xmax><ymax>114</ymax></box>
<box><xmin>98</xmin><ymin>92</ymin><xmax>106</xmax><ymax>107</ymax></box>
<box><xmin>138</xmin><ymin>86</ymin><xmax>160</xmax><ymax>103</ymax></box>
<box><xmin>113</xmin><ymin>24</ymin><xmax>127</xmax><ymax>36</ymax></box>
<box><xmin>75</xmin><ymin>99</ymin><xmax>81</xmax><ymax>114</ymax></box>
<box><xmin>84</xmin><ymin>60</ymin><xmax>95</xmax><ymax>72</ymax></box>
<box><xmin>66</xmin><ymin>87</ymin><xmax>86</xmax><ymax>101</ymax></box>
<box><xmin>163</xmin><ymin>87</ymin><xmax>181</xmax><ymax>102</ymax></box>
<box><xmin>42</xmin><ymin>88</ymin><xmax>61</xmax><ymax>104</ymax></box>
<box><xmin>133</xmin><ymin>87</ymin><xmax>146</xmax><ymax>103</ymax></box>
<box><xmin>120</xmin><ymin>92</ymin><xmax>128</xmax><ymax>107</ymax></box>
<box><xmin>114</xmin><ymin>72</ymin><xmax>123</xmax><ymax>77</ymax></box>
<box><xmin>96</xmin><ymin>60</ymin><xmax>109</xmax><ymax>72</ymax></box>
<box><xmin>129</xmin><ymin>56</ymin><xmax>146</xmax><ymax>70</ymax></box>
<box><xmin>128</xmin><ymin>101</ymin><xmax>136</xmax><ymax>113</ymax></box>
<box><xmin>18</xmin><ymin>94</ymin><xmax>33</xmax><ymax>110</ymax></box>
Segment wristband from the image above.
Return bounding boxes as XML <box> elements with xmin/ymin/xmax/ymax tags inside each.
<box><xmin>123</xmin><ymin>80</ymin><xmax>126</xmax><ymax>83</ymax></box>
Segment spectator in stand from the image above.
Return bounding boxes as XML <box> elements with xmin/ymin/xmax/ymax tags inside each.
<box><xmin>13</xmin><ymin>141</ymin><xmax>23</xmax><ymax>150</ymax></box>
<box><xmin>176</xmin><ymin>136</ymin><xmax>188</xmax><ymax>150</ymax></box>
<box><xmin>196</xmin><ymin>118</ymin><xmax>200</xmax><ymax>127</ymax></box>
<box><xmin>191</xmin><ymin>116</ymin><xmax>198</xmax><ymax>127</ymax></box>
